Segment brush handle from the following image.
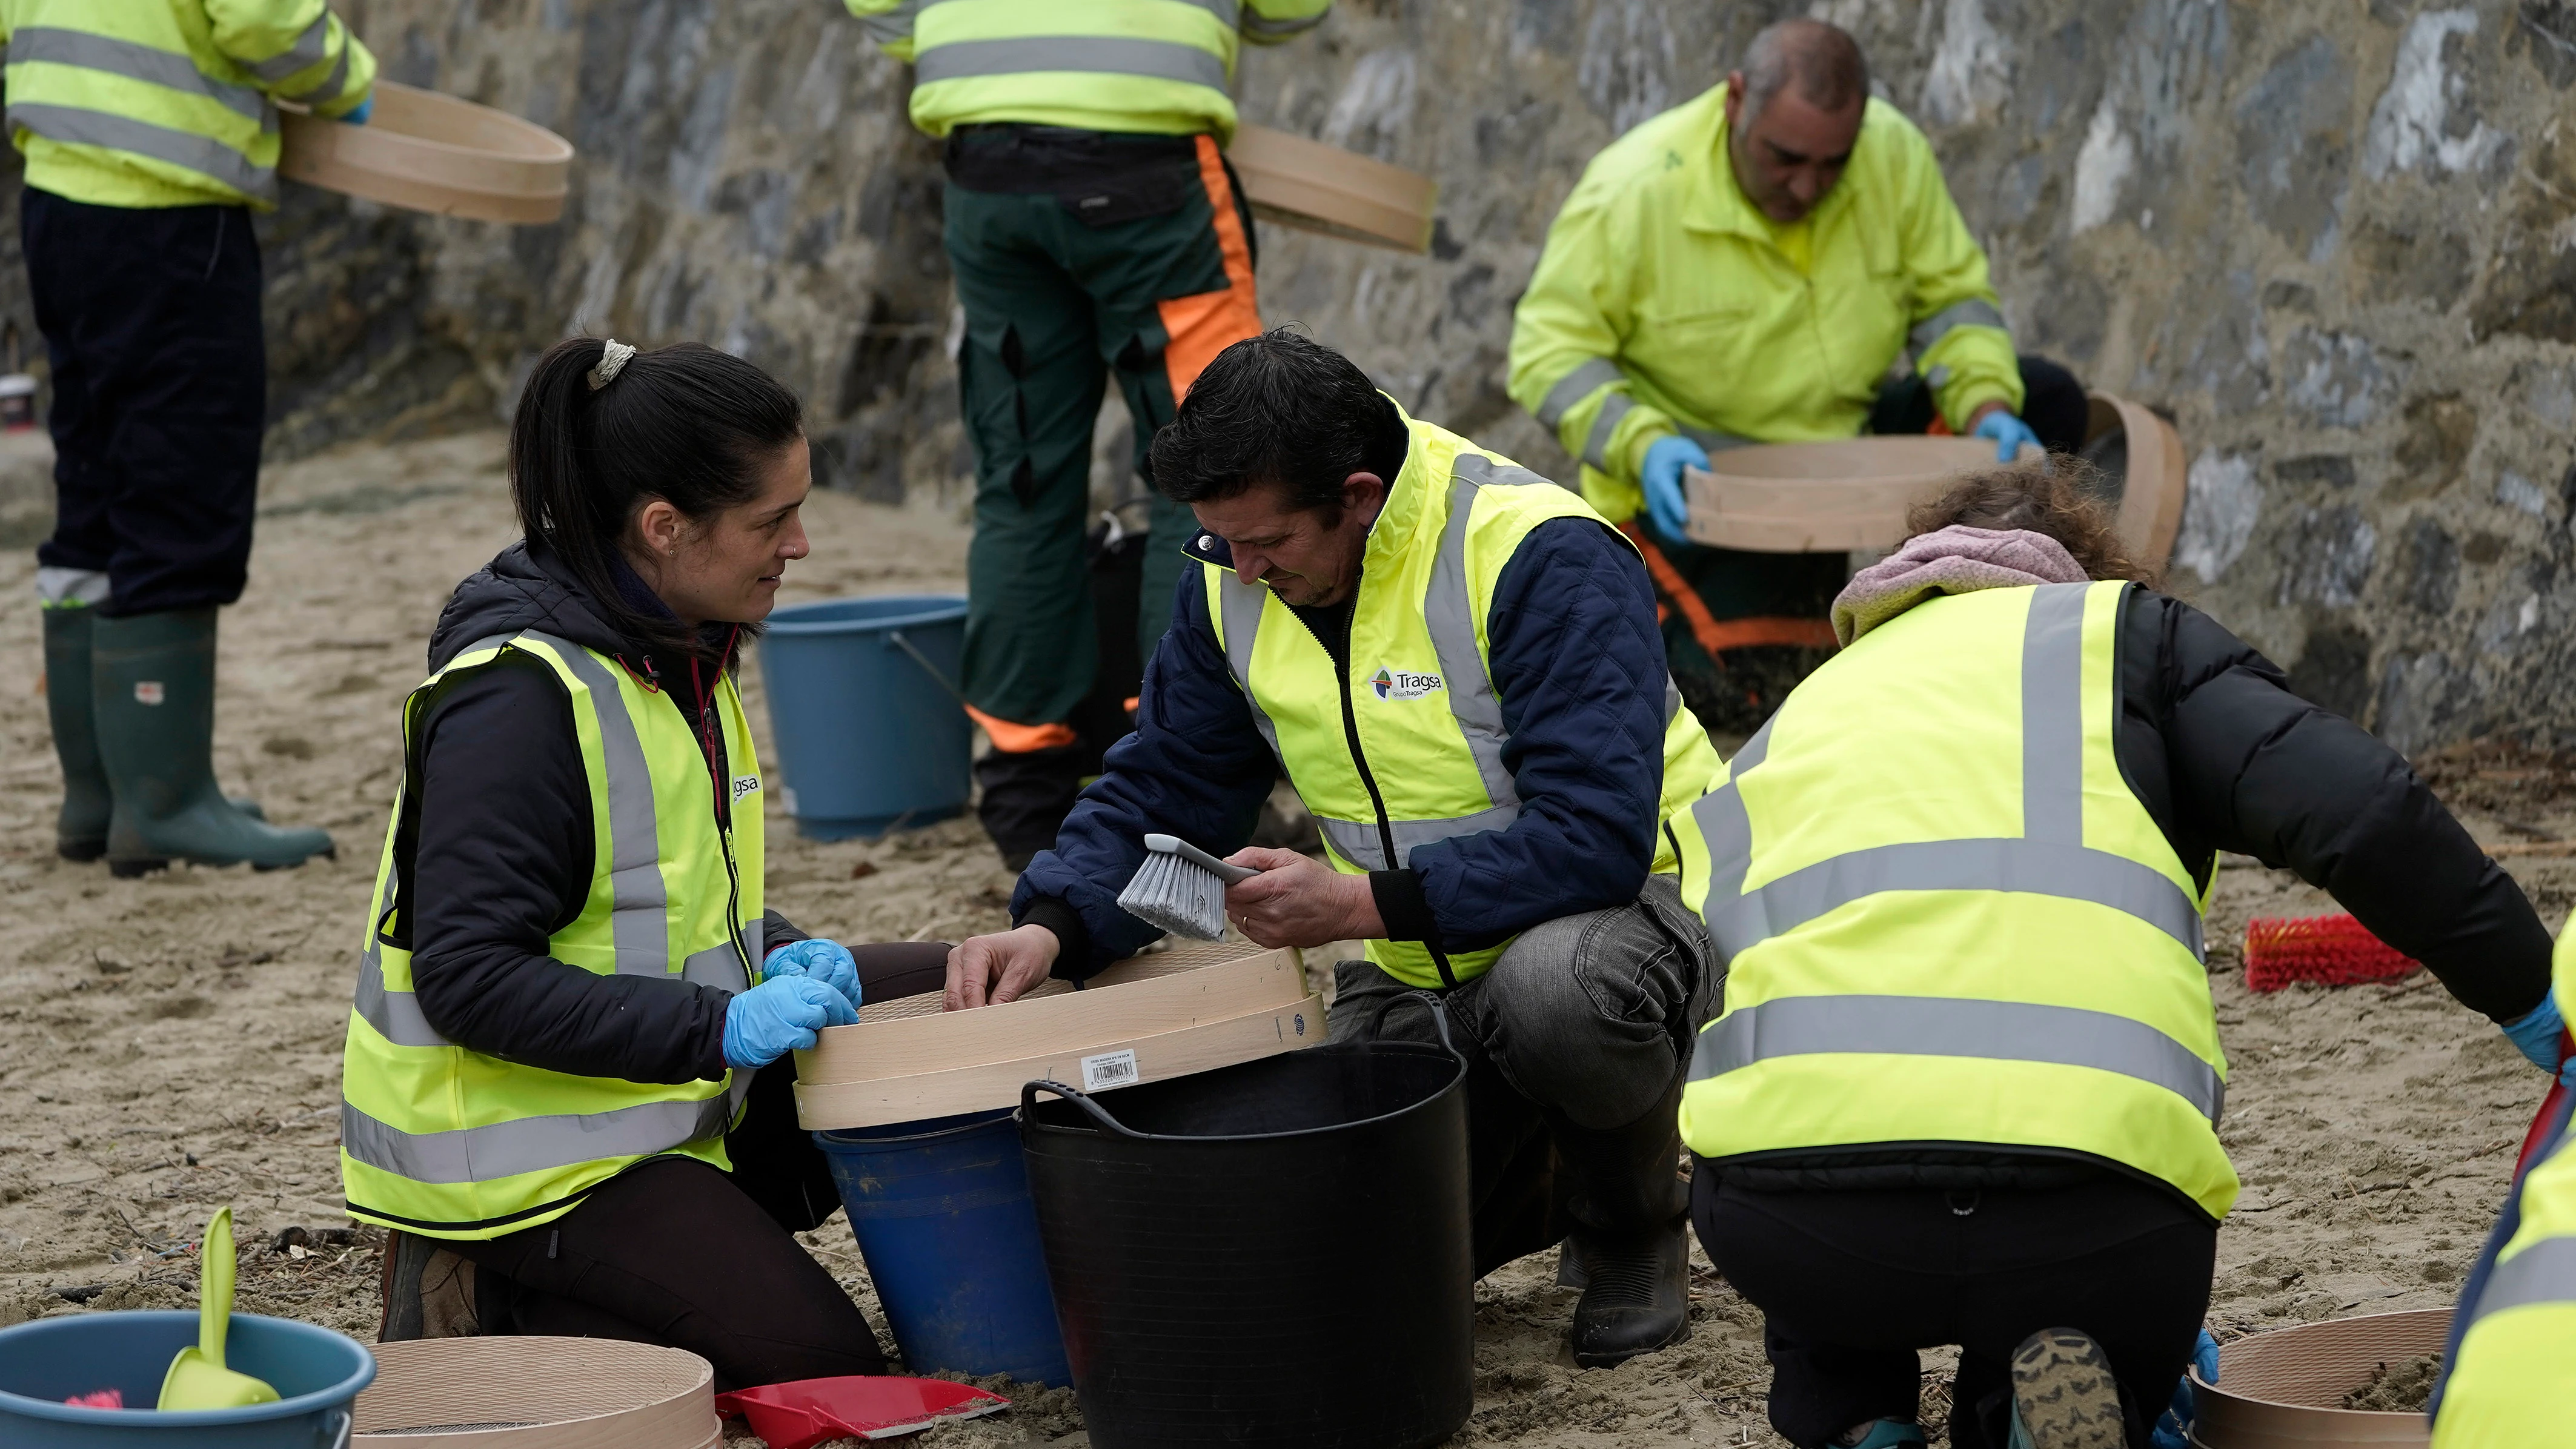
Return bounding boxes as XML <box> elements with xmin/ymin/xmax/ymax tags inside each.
<box><xmin>1144</xmin><ymin>832</ymin><xmax>1260</xmax><ymax>884</ymax></box>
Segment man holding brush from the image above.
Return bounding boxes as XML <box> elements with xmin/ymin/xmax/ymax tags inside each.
<box><xmin>948</xmin><ymin>328</ymin><xmax>1725</xmax><ymax>1370</ymax></box>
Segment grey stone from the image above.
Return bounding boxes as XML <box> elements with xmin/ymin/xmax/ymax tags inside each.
<box><xmin>2280</xmin><ymin>328</ymin><xmax>2400</xmax><ymax>430</ymax></box>
<box><xmin>2234</xmin><ymin>36</ymin><xmax>2354</xmax><ymax>259</ymax></box>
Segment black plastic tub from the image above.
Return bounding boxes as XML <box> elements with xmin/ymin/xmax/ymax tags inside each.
<box><xmin>1018</xmin><ymin>1003</ymin><xmax>1473</xmax><ymax>1449</ymax></box>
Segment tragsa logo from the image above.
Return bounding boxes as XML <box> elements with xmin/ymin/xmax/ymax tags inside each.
<box><xmin>1370</xmin><ymin>667</ymin><xmax>1444</xmax><ymax>701</ymax></box>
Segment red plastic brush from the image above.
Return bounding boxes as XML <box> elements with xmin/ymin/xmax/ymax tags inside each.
<box><xmin>2242</xmin><ymin>913</ymin><xmax>2420</xmax><ymax>992</ymax></box>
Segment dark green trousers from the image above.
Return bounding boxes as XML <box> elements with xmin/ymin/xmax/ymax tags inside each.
<box><xmin>943</xmin><ymin>125</ymin><xmax>1261</xmax><ymax>737</ymax></box>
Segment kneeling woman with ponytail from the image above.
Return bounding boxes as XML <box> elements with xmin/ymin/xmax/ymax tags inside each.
<box><xmin>338</xmin><ymin>338</ymin><xmax>942</xmax><ymax>1387</ymax></box>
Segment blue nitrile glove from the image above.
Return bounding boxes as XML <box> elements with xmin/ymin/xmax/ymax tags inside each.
<box><xmin>763</xmin><ymin>938</ymin><xmax>863</xmax><ymax>1012</ymax></box>
<box><xmin>1640</xmin><ymin>434</ymin><xmax>1709</xmax><ymax>544</ymax></box>
<box><xmin>342</xmin><ymin>98</ymin><xmax>373</xmax><ymax>125</ymax></box>
<box><xmin>722</xmin><ymin>975</ymin><xmax>859</xmax><ymax>1070</ymax></box>
<box><xmin>1974</xmin><ymin>409</ymin><xmax>2041</xmax><ymax>461</ymax></box>
<box><xmin>2149</xmin><ymin>1330</ymin><xmax>2220</xmax><ymax>1449</ymax></box>
<box><xmin>2502</xmin><ymin>991</ymin><xmax>2575</xmax><ymax>1087</ymax></box>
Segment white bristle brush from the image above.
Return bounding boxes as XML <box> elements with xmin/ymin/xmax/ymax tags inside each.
<box><xmin>1116</xmin><ymin>833</ymin><xmax>1261</xmax><ymax>940</ymax></box>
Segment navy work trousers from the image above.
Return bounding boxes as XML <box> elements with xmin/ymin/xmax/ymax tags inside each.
<box><xmin>24</xmin><ymin>187</ymin><xmax>265</xmax><ymax>617</ymax></box>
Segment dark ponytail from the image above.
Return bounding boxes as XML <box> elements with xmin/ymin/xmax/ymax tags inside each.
<box><xmin>508</xmin><ymin>337</ymin><xmax>805</xmax><ymax>660</ymax></box>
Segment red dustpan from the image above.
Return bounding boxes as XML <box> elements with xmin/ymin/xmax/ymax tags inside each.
<box><xmin>713</xmin><ymin>1376</ymin><xmax>1009</xmax><ymax>1447</ymax></box>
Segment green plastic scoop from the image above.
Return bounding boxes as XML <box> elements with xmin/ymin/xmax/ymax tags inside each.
<box><xmin>157</xmin><ymin>1206</ymin><xmax>279</xmax><ymax>1410</ymax></box>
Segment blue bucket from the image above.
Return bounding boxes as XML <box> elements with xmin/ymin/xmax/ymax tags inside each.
<box><xmin>0</xmin><ymin>1310</ymin><xmax>376</xmax><ymax>1448</ymax></box>
<box><xmin>759</xmin><ymin>594</ymin><xmax>971</xmax><ymax>840</ymax></box>
<box><xmin>815</xmin><ymin>1110</ymin><xmax>1072</xmax><ymax>1386</ymax></box>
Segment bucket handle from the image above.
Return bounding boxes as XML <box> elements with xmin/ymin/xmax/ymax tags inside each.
<box><xmin>885</xmin><ymin>629</ymin><xmax>969</xmax><ymax>709</ymax></box>
<box><xmin>1360</xmin><ymin>989</ymin><xmax>1467</xmax><ymax>1065</ymax></box>
<box><xmin>1021</xmin><ymin>1078</ymin><xmax>1154</xmax><ymax>1139</ymax></box>
<box><xmin>318</xmin><ymin>1407</ymin><xmax>353</xmax><ymax>1449</ymax></box>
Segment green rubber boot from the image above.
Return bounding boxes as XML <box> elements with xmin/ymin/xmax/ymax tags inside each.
<box><xmin>40</xmin><ymin>604</ymin><xmax>112</xmax><ymax>861</ymax></box>
<box><xmin>93</xmin><ymin>608</ymin><xmax>334</xmax><ymax>876</ymax></box>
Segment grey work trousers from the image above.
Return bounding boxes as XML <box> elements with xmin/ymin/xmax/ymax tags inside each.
<box><xmin>1327</xmin><ymin>874</ymin><xmax>1719</xmax><ymax>1276</ymax></box>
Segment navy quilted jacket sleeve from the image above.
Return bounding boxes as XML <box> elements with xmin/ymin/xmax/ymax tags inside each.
<box><xmin>1011</xmin><ymin>516</ymin><xmax>1673</xmax><ymax>975</ymax></box>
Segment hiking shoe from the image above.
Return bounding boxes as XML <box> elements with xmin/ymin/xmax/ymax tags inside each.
<box><xmin>2009</xmin><ymin>1327</ymin><xmax>2124</xmax><ymax>1449</ymax></box>
<box><xmin>379</xmin><ymin>1230</ymin><xmax>480</xmax><ymax>1342</ymax></box>
<box><xmin>1837</xmin><ymin>1421</ymin><xmax>1928</xmax><ymax>1448</ymax></box>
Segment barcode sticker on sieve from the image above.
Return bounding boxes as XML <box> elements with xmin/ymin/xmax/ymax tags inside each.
<box><xmin>1081</xmin><ymin>1049</ymin><xmax>1140</xmax><ymax>1091</ymax></box>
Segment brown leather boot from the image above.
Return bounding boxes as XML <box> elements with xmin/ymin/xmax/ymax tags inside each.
<box><xmin>378</xmin><ymin>1230</ymin><xmax>480</xmax><ymax>1341</ymax></box>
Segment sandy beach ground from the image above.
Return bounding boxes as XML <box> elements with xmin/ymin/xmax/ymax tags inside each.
<box><xmin>1</xmin><ymin>433</ymin><xmax>2566</xmax><ymax>1445</ymax></box>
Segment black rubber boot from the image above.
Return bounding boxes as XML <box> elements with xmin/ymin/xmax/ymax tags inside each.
<box><xmin>1556</xmin><ymin>1075</ymin><xmax>1693</xmax><ymax>1368</ymax></box>
<box><xmin>93</xmin><ymin>608</ymin><xmax>334</xmax><ymax>875</ymax></box>
<box><xmin>41</xmin><ymin>606</ymin><xmax>111</xmax><ymax>861</ymax></box>
<box><xmin>975</xmin><ymin>744</ymin><xmax>1084</xmax><ymax>872</ymax></box>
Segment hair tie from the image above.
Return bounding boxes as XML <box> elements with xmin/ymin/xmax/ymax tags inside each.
<box><xmin>588</xmin><ymin>339</ymin><xmax>637</xmax><ymax>391</ymax></box>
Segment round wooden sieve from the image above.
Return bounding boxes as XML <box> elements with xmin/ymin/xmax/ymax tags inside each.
<box><xmin>280</xmin><ymin>81</ymin><xmax>571</xmax><ymax>224</ymax></box>
<box><xmin>1228</xmin><ymin>124</ymin><xmax>1437</xmax><ymax>253</ymax></box>
<box><xmin>1681</xmin><ymin>436</ymin><xmax>1997</xmax><ymax>553</ymax></box>
<box><xmin>2189</xmin><ymin>1308</ymin><xmax>2448</xmax><ymax>1448</ymax></box>
<box><xmin>353</xmin><ymin>1337</ymin><xmax>718</xmax><ymax>1447</ymax></box>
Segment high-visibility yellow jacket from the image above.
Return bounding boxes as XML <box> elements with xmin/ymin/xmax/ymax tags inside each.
<box><xmin>2432</xmin><ymin>930</ymin><xmax>2576</xmax><ymax>1447</ymax></box>
<box><xmin>0</xmin><ymin>0</ymin><xmax>374</xmax><ymax>210</ymax></box>
<box><xmin>847</xmin><ymin>0</ymin><xmax>1332</xmax><ymax>142</ymax></box>
<box><xmin>1204</xmin><ymin>406</ymin><xmax>1723</xmax><ymax>990</ymax></box>
<box><xmin>1668</xmin><ymin>581</ymin><xmax>2236</xmax><ymax>1219</ymax></box>
<box><xmin>339</xmin><ymin>632</ymin><xmax>765</xmax><ymax>1239</ymax></box>
<box><xmin>1509</xmin><ymin>85</ymin><xmax>2021</xmax><ymax>526</ymax></box>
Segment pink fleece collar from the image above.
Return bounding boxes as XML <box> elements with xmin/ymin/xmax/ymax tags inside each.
<box><xmin>1829</xmin><ymin>525</ymin><xmax>2090</xmax><ymax>646</ymax></box>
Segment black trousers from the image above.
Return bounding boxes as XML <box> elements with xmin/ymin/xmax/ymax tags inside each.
<box><xmin>1695</xmin><ymin>1166</ymin><xmax>2215</xmax><ymax>1449</ymax></box>
<box><xmin>23</xmin><ymin>188</ymin><xmax>265</xmax><ymax>616</ymax></box>
<box><xmin>449</xmin><ymin>943</ymin><xmax>952</xmax><ymax>1391</ymax></box>
<box><xmin>1867</xmin><ymin>353</ymin><xmax>2091</xmax><ymax>456</ymax></box>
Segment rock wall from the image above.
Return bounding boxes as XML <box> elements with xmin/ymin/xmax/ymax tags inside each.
<box><xmin>5</xmin><ymin>0</ymin><xmax>2572</xmax><ymax>750</ymax></box>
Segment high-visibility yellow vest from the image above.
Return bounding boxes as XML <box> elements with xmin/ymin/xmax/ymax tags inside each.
<box><xmin>1</xmin><ymin>0</ymin><xmax>375</xmax><ymax>210</ymax></box>
<box><xmin>845</xmin><ymin>0</ymin><xmax>1331</xmax><ymax>142</ymax></box>
<box><xmin>1204</xmin><ymin>409</ymin><xmax>1723</xmax><ymax>990</ymax></box>
<box><xmin>339</xmin><ymin>631</ymin><xmax>766</xmax><ymax>1239</ymax></box>
<box><xmin>1668</xmin><ymin>582</ymin><xmax>2237</xmax><ymax>1218</ymax></box>
<box><xmin>2432</xmin><ymin>929</ymin><xmax>2576</xmax><ymax>1447</ymax></box>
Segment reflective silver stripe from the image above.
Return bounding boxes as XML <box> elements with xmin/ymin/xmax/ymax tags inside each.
<box><xmin>353</xmin><ymin>948</ymin><xmax>451</xmax><ymax>1049</ymax></box>
<box><xmin>4</xmin><ymin>102</ymin><xmax>272</xmax><ymax>201</ymax></box>
<box><xmin>1676</xmin><ymin>423</ymin><xmax>1756</xmax><ymax>454</ymax></box>
<box><xmin>1665</xmin><ymin>674</ymin><xmax>1684</xmax><ymax>723</ymax></box>
<box><xmin>1318</xmin><ymin>803</ymin><xmax>1520</xmax><ymax>872</ymax></box>
<box><xmin>277</xmin><ymin>31</ymin><xmax>349</xmax><ymax>102</ymax></box>
<box><xmin>1426</xmin><ymin>455</ymin><xmax>1549</xmax><ymax>814</ymax></box>
<box><xmin>7</xmin><ymin>27</ymin><xmax>269</xmax><ymax>125</ymax></box>
<box><xmin>1190</xmin><ymin>0</ymin><xmax>1244</xmax><ymax>25</ymax></box>
<box><xmin>2468</xmin><ymin>1236</ymin><xmax>2576</xmax><ymax>1325</ymax></box>
<box><xmin>1217</xmin><ymin>572</ymin><xmax>1286</xmax><ymax>765</ymax></box>
<box><xmin>1690</xmin><ymin>994</ymin><xmax>2224</xmax><ymax>1122</ymax></box>
<box><xmin>1537</xmin><ymin>358</ymin><xmax>1625</xmax><ymax>431</ymax></box>
<box><xmin>1689</xmin><ymin>715</ymin><xmax>1774</xmax><ymax>926</ymax></box>
<box><xmin>245</xmin><ymin>12</ymin><xmax>333</xmax><ymax>82</ymax></box>
<box><xmin>340</xmin><ymin>1075</ymin><xmax>748</xmax><ymax>1185</ymax></box>
<box><xmin>1241</xmin><ymin>7</ymin><xmax>1325</xmax><ymax>37</ymax></box>
<box><xmin>2020</xmin><ymin>584</ymin><xmax>2086</xmax><ymax>844</ymax></box>
<box><xmin>1705</xmin><ymin>835</ymin><xmax>2203</xmax><ymax>959</ymax></box>
<box><xmin>681</xmin><ymin>941</ymin><xmax>751</xmax><ymax>994</ymax></box>
<box><xmin>1909</xmin><ymin>297</ymin><xmax>2008</xmax><ymax>353</ymax></box>
<box><xmin>524</xmin><ymin>632</ymin><xmax>670</xmax><ymax>976</ymax></box>
<box><xmin>858</xmin><ymin>0</ymin><xmax>923</xmax><ymax>45</ymax></box>
<box><xmin>1581</xmin><ymin>393</ymin><xmax>1635</xmax><ymax>472</ymax></box>
<box><xmin>915</xmin><ymin>36</ymin><xmax>1230</xmax><ymax>90</ymax></box>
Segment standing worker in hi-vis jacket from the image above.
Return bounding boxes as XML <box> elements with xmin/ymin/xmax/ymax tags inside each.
<box><xmin>843</xmin><ymin>0</ymin><xmax>1330</xmax><ymax>869</ymax></box>
<box><xmin>6</xmin><ymin>0</ymin><xmax>373</xmax><ymax>873</ymax></box>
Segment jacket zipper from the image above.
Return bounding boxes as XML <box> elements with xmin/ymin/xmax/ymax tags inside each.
<box><xmin>689</xmin><ymin>647</ymin><xmax>755</xmax><ymax>990</ymax></box>
<box><xmin>1288</xmin><ymin>606</ymin><xmax>1459</xmax><ymax>990</ymax></box>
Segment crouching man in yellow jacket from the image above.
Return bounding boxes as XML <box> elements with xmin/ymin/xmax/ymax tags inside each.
<box><xmin>1508</xmin><ymin>18</ymin><xmax>2086</xmax><ymax>735</ymax></box>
